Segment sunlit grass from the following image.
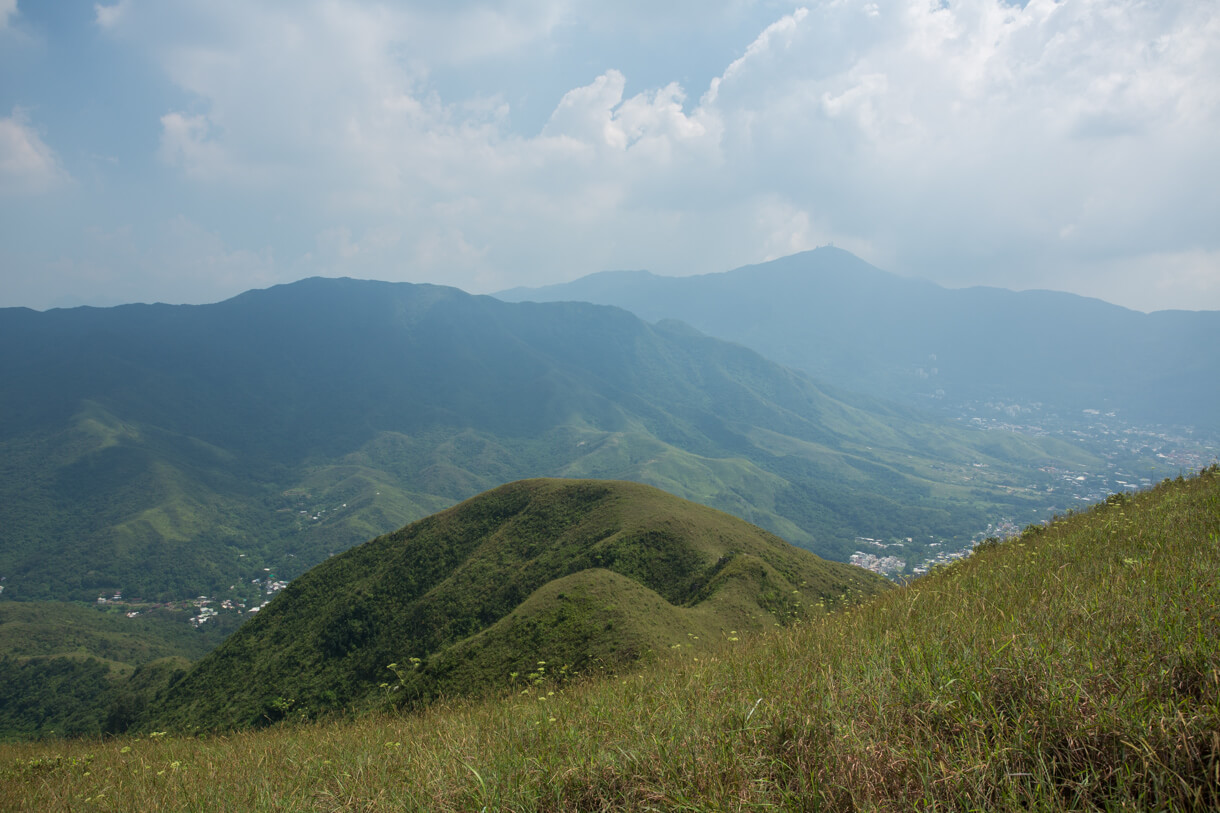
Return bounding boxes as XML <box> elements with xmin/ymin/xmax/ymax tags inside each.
<box><xmin>4</xmin><ymin>469</ymin><xmax>1217</xmax><ymax>811</ymax></box>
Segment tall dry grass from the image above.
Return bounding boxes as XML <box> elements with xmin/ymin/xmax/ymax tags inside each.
<box><xmin>3</xmin><ymin>469</ymin><xmax>1217</xmax><ymax>811</ymax></box>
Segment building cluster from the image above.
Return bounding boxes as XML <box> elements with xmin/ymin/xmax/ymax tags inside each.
<box><xmin>89</xmin><ymin>569</ymin><xmax>295</xmax><ymax>627</ymax></box>
<box><xmin>849</xmin><ymin>551</ymin><xmax>906</xmax><ymax>577</ymax></box>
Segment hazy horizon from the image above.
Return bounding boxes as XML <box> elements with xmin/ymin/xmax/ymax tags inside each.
<box><xmin>13</xmin><ymin>246</ymin><xmax>1215</xmax><ymax>317</ymax></box>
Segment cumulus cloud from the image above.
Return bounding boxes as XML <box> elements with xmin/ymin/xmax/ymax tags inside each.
<box><xmin>0</xmin><ymin>109</ymin><xmax>69</xmax><ymax>195</ymax></box>
<box><xmin>158</xmin><ymin>112</ymin><xmax>229</xmax><ymax>179</ymax></box>
<box><xmin>94</xmin><ymin>1</ymin><xmax>129</xmax><ymax>29</ymax></box>
<box><xmin>544</xmin><ymin>70</ymin><xmax>631</xmax><ymax>148</ymax></box>
<box><xmin>13</xmin><ymin>0</ymin><xmax>1216</xmax><ymax>309</ymax></box>
<box><xmin>543</xmin><ymin>71</ymin><xmax>707</xmax><ymax>158</ymax></box>
<box><xmin>0</xmin><ymin>0</ymin><xmax>15</xmax><ymax>29</ymax></box>
<box><xmin>688</xmin><ymin>0</ymin><xmax>1220</xmax><ymax>297</ymax></box>
<box><xmin>704</xmin><ymin>6</ymin><xmax>808</xmax><ymax>105</ymax></box>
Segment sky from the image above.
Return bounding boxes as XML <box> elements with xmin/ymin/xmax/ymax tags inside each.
<box><xmin>1</xmin><ymin>0</ymin><xmax>1218</xmax><ymax>312</ymax></box>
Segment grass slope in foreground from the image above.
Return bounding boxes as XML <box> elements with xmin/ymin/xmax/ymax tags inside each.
<box><xmin>3</xmin><ymin>469</ymin><xmax>1217</xmax><ymax>811</ymax></box>
<box><xmin>145</xmin><ymin>478</ymin><xmax>889</xmax><ymax>733</ymax></box>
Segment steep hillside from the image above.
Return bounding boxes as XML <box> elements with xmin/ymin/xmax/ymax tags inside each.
<box><xmin>4</xmin><ymin>471</ymin><xmax>1215</xmax><ymax>809</ymax></box>
<box><xmin>146</xmin><ymin>479</ymin><xmax>890</xmax><ymax>732</ymax></box>
<box><xmin>499</xmin><ymin>247</ymin><xmax>1220</xmax><ymax>432</ymax></box>
<box><xmin>0</xmin><ymin>278</ymin><xmax>1093</xmax><ymax>603</ymax></box>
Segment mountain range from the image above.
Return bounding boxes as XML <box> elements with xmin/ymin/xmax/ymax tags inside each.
<box><xmin>498</xmin><ymin>247</ymin><xmax>1220</xmax><ymax>433</ymax></box>
<box><xmin>0</xmin><ymin>275</ymin><xmax>1094</xmax><ymax>604</ymax></box>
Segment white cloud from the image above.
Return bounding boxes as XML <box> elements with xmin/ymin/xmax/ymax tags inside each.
<box><xmin>685</xmin><ymin>1</ymin><xmax>1220</xmax><ymax>294</ymax></box>
<box><xmin>0</xmin><ymin>0</ymin><xmax>16</xmax><ymax>29</ymax></box>
<box><xmin>544</xmin><ymin>70</ymin><xmax>630</xmax><ymax>148</ymax></box>
<box><xmin>25</xmin><ymin>0</ymin><xmax>1215</xmax><ymax>308</ymax></box>
<box><xmin>753</xmin><ymin>198</ymin><xmax>819</xmax><ymax>262</ymax></box>
<box><xmin>0</xmin><ymin>109</ymin><xmax>69</xmax><ymax>195</ymax></box>
<box><xmin>704</xmin><ymin>6</ymin><xmax>808</xmax><ymax>105</ymax></box>
<box><xmin>543</xmin><ymin>71</ymin><xmax>706</xmax><ymax>157</ymax></box>
<box><xmin>94</xmin><ymin>1</ymin><xmax>129</xmax><ymax>29</ymax></box>
<box><xmin>158</xmin><ymin>112</ymin><xmax>227</xmax><ymax>179</ymax></box>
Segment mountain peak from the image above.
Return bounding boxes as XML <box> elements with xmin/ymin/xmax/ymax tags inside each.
<box><xmin>495</xmin><ymin>248</ymin><xmax>1220</xmax><ymax>431</ymax></box>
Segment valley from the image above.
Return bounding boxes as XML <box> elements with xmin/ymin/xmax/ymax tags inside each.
<box><xmin>0</xmin><ymin>275</ymin><xmax>1103</xmax><ymax>608</ymax></box>
<box><xmin>500</xmin><ymin>247</ymin><xmax>1220</xmax><ymax>576</ymax></box>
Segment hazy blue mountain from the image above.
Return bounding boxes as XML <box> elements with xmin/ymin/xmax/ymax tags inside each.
<box><xmin>498</xmin><ymin>247</ymin><xmax>1220</xmax><ymax>432</ymax></box>
<box><xmin>0</xmin><ymin>277</ymin><xmax>1094</xmax><ymax>604</ymax></box>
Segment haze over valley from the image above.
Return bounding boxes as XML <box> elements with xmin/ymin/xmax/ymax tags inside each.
<box><xmin>3</xmin><ymin>266</ymin><xmax>1137</xmax><ymax>610</ymax></box>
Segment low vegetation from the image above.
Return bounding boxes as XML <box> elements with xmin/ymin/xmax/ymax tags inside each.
<box><xmin>143</xmin><ymin>478</ymin><xmax>888</xmax><ymax>733</ymax></box>
<box><xmin>0</xmin><ymin>603</ymin><xmax>236</xmax><ymax>740</ymax></box>
<box><xmin>3</xmin><ymin>468</ymin><xmax>1216</xmax><ymax>810</ymax></box>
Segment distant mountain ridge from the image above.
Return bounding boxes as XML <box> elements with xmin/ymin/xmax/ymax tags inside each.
<box><xmin>498</xmin><ymin>247</ymin><xmax>1220</xmax><ymax>433</ymax></box>
<box><xmin>146</xmin><ymin>478</ymin><xmax>890</xmax><ymax>731</ymax></box>
<box><xmin>0</xmin><ymin>276</ymin><xmax>1094</xmax><ymax>603</ymax></box>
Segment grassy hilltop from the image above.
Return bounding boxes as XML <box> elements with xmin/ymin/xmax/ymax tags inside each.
<box><xmin>3</xmin><ymin>468</ymin><xmax>1217</xmax><ymax>811</ymax></box>
<box><xmin>144</xmin><ymin>478</ymin><xmax>889</xmax><ymax>733</ymax></box>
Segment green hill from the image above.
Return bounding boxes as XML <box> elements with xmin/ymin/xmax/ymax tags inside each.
<box><xmin>3</xmin><ymin>471</ymin><xmax>1215</xmax><ymax>809</ymax></box>
<box><xmin>146</xmin><ymin>478</ymin><xmax>890</xmax><ymax>732</ymax></box>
